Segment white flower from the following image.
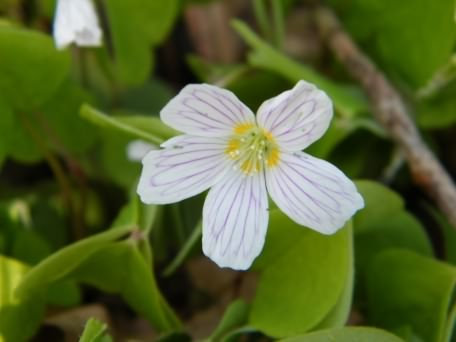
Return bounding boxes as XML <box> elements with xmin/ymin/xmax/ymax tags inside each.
<box><xmin>137</xmin><ymin>81</ymin><xmax>364</xmax><ymax>270</ymax></box>
<box><xmin>53</xmin><ymin>0</ymin><xmax>102</xmax><ymax>50</ymax></box>
<box><xmin>127</xmin><ymin>140</ymin><xmax>157</xmax><ymax>162</ymax></box>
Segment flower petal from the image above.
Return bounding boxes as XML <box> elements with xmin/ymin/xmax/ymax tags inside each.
<box><xmin>266</xmin><ymin>151</ymin><xmax>364</xmax><ymax>234</ymax></box>
<box><xmin>160</xmin><ymin>84</ymin><xmax>255</xmax><ymax>137</ymax></box>
<box><xmin>54</xmin><ymin>0</ymin><xmax>102</xmax><ymax>50</ymax></box>
<box><xmin>257</xmin><ymin>80</ymin><xmax>332</xmax><ymax>151</ymax></box>
<box><xmin>137</xmin><ymin>135</ymin><xmax>230</xmax><ymax>204</ymax></box>
<box><xmin>202</xmin><ymin>170</ymin><xmax>269</xmax><ymax>270</ymax></box>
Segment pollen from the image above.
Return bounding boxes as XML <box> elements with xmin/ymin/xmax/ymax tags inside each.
<box><xmin>226</xmin><ymin>123</ymin><xmax>280</xmax><ymax>175</ymax></box>
<box><xmin>234</xmin><ymin>123</ymin><xmax>255</xmax><ymax>134</ymax></box>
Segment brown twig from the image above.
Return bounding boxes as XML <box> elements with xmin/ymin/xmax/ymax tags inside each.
<box><xmin>315</xmin><ymin>7</ymin><xmax>456</xmax><ymax>228</ymax></box>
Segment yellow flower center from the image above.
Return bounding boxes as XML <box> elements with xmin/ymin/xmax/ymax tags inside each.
<box><xmin>226</xmin><ymin>123</ymin><xmax>280</xmax><ymax>175</ymax></box>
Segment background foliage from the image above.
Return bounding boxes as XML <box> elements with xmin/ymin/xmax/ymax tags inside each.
<box><xmin>0</xmin><ymin>0</ymin><xmax>456</xmax><ymax>341</ymax></box>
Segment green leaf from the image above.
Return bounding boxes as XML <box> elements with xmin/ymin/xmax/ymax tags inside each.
<box><xmin>118</xmin><ymin>79</ymin><xmax>174</xmax><ymax>114</ymax></box>
<box><xmin>312</xmin><ymin>232</ymin><xmax>354</xmax><ymax>330</ymax></box>
<box><xmin>280</xmin><ymin>327</ymin><xmax>404</xmax><ymax>342</ymax></box>
<box><xmin>355</xmin><ymin>211</ymin><xmax>432</xmax><ymax>272</ymax></box>
<box><xmin>142</xmin><ymin>1</ymin><xmax>179</xmax><ymax>45</ymax></box>
<box><xmin>353</xmin><ymin>180</ymin><xmax>432</xmax><ymax>267</ymax></box>
<box><xmin>46</xmin><ymin>280</ymin><xmax>81</xmax><ymax>308</ymax></box>
<box><xmin>353</xmin><ymin>181</ymin><xmax>432</xmax><ymax>301</ymax></box>
<box><xmin>426</xmin><ymin>206</ymin><xmax>456</xmax><ymax>266</ymax></box>
<box><xmin>208</xmin><ymin>299</ymin><xmax>249</xmax><ymax>342</ymax></box>
<box><xmin>80</xmin><ymin>104</ymin><xmax>177</xmax><ymax>145</ymax></box>
<box><xmin>232</xmin><ymin>20</ymin><xmax>369</xmax><ymax>118</ymax></box>
<box><xmin>104</xmin><ymin>0</ymin><xmax>154</xmax><ymax>85</ymax></box>
<box><xmin>250</xmin><ymin>210</ymin><xmax>353</xmax><ymax>337</ymax></box>
<box><xmin>0</xmin><ymin>255</ymin><xmax>46</xmax><ymax>342</ymax></box>
<box><xmin>40</xmin><ymin>80</ymin><xmax>98</xmax><ymax>155</ymax></box>
<box><xmin>332</xmin><ymin>0</ymin><xmax>456</xmax><ymax>88</ymax></box>
<box><xmin>0</xmin><ymin>26</ymin><xmax>70</xmax><ymax>110</ymax></box>
<box><xmin>416</xmin><ymin>80</ymin><xmax>456</xmax><ymax>128</ymax></box>
<box><xmin>0</xmin><ymin>99</ymin><xmax>42</xmax><ymax>163</ymax></box>
<box><xmin>15</xmin><ymin>225</ymin><xmax>133</xmax><ymax>297</ymax></box>
<box><xmin>353</xmin><ymin>180</ymin><xmax>404</xmax><ymax>231</ymax></box>
<box><xmin>0</xmin><ymin>99</ymin><xmax>13</xmax><ymax>164</ymax></box>
<box><xmin>79</xmin><ymin>318</ymin><xmax>112</xmax><ymax>342</ymax></box>
<box><xmin>110</xmin><ymin>196</ymin><xmax>159</xmax><ymax>234</ymax></box>
<box><xmin>30</xmin><ymin>197</ymin><xmax>68</xmax><ymax>251</ymax></box>
<box><xmin>96</xmin><ymin>130</ymin><xmax>142</xmax><ymax>188</ymax></box>
<box><xmin>103</xmin><ymin>0</ymin><xmax>178</xmax><ymax>85</ymax></box>
<box><xmin>366</xmin><ymin>249</ymin><xmax>456</xmax><ymax>342</ymax></box>
<box><xmin>71</xmin><ymin>241</ymin><xmax>181</xmax><ymax>332</ymax></box>
<box><xmin>12</xmin><ymin>230</ymin><xmax>52</xmax><ymax>265</ymax></box>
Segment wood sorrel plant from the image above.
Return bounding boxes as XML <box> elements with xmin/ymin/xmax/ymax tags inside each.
<box><xmin>137</xmin><ymin>81</ymin><xmax>364</xmax><ymax>270</ymax></box>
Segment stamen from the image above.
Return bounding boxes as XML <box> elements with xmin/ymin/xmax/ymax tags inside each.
<box><xmin>225</xmin><ymin>124</ymin><xmax>280</xmax><ymax>175</ymax></box>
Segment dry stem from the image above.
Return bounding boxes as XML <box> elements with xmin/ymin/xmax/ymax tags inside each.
<box><xmin>315</xmin><ymin>7</ymin><xmax>456</xmax><ymax>228</ymax></box>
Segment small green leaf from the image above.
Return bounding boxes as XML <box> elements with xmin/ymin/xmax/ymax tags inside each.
<box><xmin>46</xmin><ymin>281</ymin><xmax>81</xmax><ymax>308</ymax></box>
<box><xmin>353</xmin><ymin>181</ymin><xmax>404</xmax><ymax>231</ymax></box>
<box><xmin>118</xmin><ymin>79</ymin><xmax>175</xmax><ymax>114</ymax></box>
<box><xmin>12</xmin><ymin>230</ymin><xmax>52</xmax><ymax>265</ymax></box>
<box><xmin>15</xmin><ymin>225</ymin><xmax>133</xmax><ymax>297</ymax></box>
<box><xmin>104</xmin><ymin>0</ymin><xmax>154</xmax><ymax>85</ymax></box>
<box><xmin>417</xmin><ymin>80</ymin><xmax>456</xmax><ymax>128</ymax></box>
<box><xmin>79</xmin><ymin>318</ymin><xmax>112</xmax><ymax>342</ymax></box>
<box><xmin>71</xmin><ymin>241</ymin><xmax>181</xmax><ymax>332</ymax></box>
<box><xmin>353</xmin><ymin>180</ymin><xmax>432</xmax><ymax>269</ymax></box>
<box><xmin>355</xmin><ymin>211</ymin><xmax>432</xmax><ymax>273</ymax></box>
<box><xmin>103</xmin><ymin>0</ymin><xmax>178</xmax><ymax>85</ymax></box>
<box><xmin>209</xmin><ymin>299</ymin><xmax>249</xmax><ymax>342</ymax></box>
<box><xmin>96</xmin><ymin>130</ymin><xmax>142</xmax><ymax>188</ymax></box>
<box><xmin>0</xmin><ymin>99</ymin><xmax>42</xmax><ymax>163</ymax></box>
<box><xmin>142</xmin><ymin>0</ymin><xmax>179</xmax><ymax>44</ymax></box>
<box><xmin>366</xmin><ymin>249</ymin><xmax>456</xmax><ymax>342</ymax></box>
<box><xmin>280</xmin><ymin>327</ymin><xmax>404</xmax><ymax>342</ymax></box>
<box><xmin>312</xmin><ymin>231</ymin><xmax>354</xmax><ymax>330</ymax></box>
<box><xmin>250</xmin><ymin>210</ymin><xmax>353</xmax><ymax>337</ymax></box>
<box><xmin>0</xmin><ymin>255</ymin><xmax>46</xmax><ymax>342</ymax></box>
<box><xmin>0</xmin><ymin>26</ymin><xmax>70</xmax><ymax>110</ymax></box>
<box><xmin>110</xmin><ymin>196</ymin><xmax>160</xmax><ymax>234</ymax></box>
<box><xmin>330</xmin><ymin>0</ymin><xmax>456</xmax><ymax>88</ymax></box>
<box><xmin>40</xmin><ymin>80</ymin><xmax>98</xmax><ymax>155</ymax></box>
<box><xmin>426</xmin><ymin>206</ymin><xmax>456</xmax><ymax>265</ymax></box>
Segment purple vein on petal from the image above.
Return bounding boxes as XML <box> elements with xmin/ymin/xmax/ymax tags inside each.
<box><xmin>209</xmin><ymin>88</ymin><xmax>248</xmax><ymax>123</ymax></box>
<box><xmin>272</xmin><ymin>167</ymin><xmax>325</xmax><ymax>223</ymax></box>
<box><xmin>270</xmin><ymin>99</ymin><xmax>316</xmax><ymax>132</ymax></box>
<box><xmin>221</xmin><ymin>177</ymin><xmax>248</xmax><ymax>256</ymax></box>
<box><xmin>191</xmin><ymin>89</ymin><xmax>238</xmax><ymax>125</ymax></box>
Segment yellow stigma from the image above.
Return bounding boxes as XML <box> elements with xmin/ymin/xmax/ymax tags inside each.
<box><xmin>226</xmin><ymin>123</ymin><xmax>280</xmax><ymax>175</ymax></box>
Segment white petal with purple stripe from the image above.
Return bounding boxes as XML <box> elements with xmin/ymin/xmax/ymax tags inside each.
<box><xmin>257</xmin><ymin>80</ymin><xmax>332</xmax><ymax>152</ymax></box>
<box><xmin>202</xmin><ymin>170</ymin><xmax>269</xmax><ymax>270</ymax></box>
<box><xmin>137</xmin><ymin>135</ymin><xmax>230</xmax><ymax>204</ymax></box>
<box><xmin>265</xmin><ymin>151</ymin><xmax>364</xmax><ymax>234</ymax></box>
<box><xmin>160</xmin><ymin>84</ymin><xmax>255</xmax><ymax>138</ymax></box>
